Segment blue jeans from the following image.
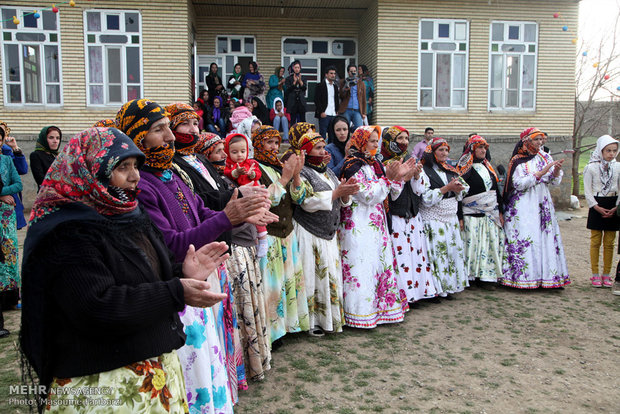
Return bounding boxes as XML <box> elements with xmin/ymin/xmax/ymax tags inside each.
<box><xmin>318</xmin><ymin>115</ymin><xmax>334</xmax><ymax>140</ymax></box>
<box><xmin>207</xmin><ymin>118</ymin><xmax>226</xmax><ymax>137</ymax></box>
<box><xmin>273</xmin><ymin>115</ymin><xmax>289</xmax><ymax>141</ymax></box>
<box><xmin>343</xmin><ymin>109</ymin><xmax>363</xmax><ymax>130</ymax></box>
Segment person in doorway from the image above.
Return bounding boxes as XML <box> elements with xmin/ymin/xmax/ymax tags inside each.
<box><xmin>314</xmin><ymin>65</ymin><xmax>339</xmax><ymax>140</ymax></box>
<box><xmin>284</xmin><ymin>60</ymin><xmax>307</xmax><ymax>124</ymax></box>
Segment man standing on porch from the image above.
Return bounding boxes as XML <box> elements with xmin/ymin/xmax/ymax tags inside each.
<box><xmin>338</xmin><ymin>64</ymin><xmax>366</xmax><ymax>130</ymax></box>
<box><xmin>314</xmin><ymin>66</ymin><xmax>339</xmax><ymax>141</ymax></box>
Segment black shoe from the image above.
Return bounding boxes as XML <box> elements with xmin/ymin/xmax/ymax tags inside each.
<box><xmin>271</xmin><ymin>338</ymin><xmax>283</xmax><ymax>351</ymax></box>
<box><xmin>0</xmin><ymin>328</ymin><xmax>10</xmax><ymax>338</ymax></box>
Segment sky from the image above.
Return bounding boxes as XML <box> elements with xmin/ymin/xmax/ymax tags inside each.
<box><xmin>578</xmin><ymin>0</ymin><xmax>620</xmax><ymax>100</ymax></box>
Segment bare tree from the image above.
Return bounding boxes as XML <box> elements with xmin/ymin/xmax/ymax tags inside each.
<box><xmin>572</xmin><ymin>7</ymin><xmax>620</xmax><ymax>195</ymax></box>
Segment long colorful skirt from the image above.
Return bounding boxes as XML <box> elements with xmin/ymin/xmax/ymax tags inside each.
<box><xmin>227</xmin><ymin>244</ymin><xmax>271</xmax><ymax>381</ymax></box>
<box><xmin>0</xmin><ymin>205</ymin><xmax>19</xmax><ymax>292</ymax></box>
<box><xmin>462</xmin><ymin>215</ymin><xmax>505</xmax><ymax>282</ymax></box>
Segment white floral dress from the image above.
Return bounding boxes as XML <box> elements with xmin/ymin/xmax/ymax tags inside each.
<box><xmin>338</xmin><ymin>164</ymin><xmax>408</xmax><ymax>328</ymax></box>
<box><xmin>502</xmin><ymin>152</ymin><xmax>570</xmax><ymax>288</ymax></box>
<box><xmin>419</xmin><ymin>166</ymin><xmax>470</xmax><ymax>296</ymax></box>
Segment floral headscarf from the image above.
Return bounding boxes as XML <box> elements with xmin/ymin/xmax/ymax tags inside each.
<box><xmin>456</xmin><ymin>135</ymin><xmax>498</xmax><ymax>181</ymax></box>
<box><xmin>196</xmin><ymin>133</ymin><xmax>225</xmax><ymax>174</ymax></box>
<box><xmin>341</xmin><ymin>125</ymin><xmax>384</xmax><ymax>180</ymax></box>
<box><xmin>30</xmin><ymin>127</ymin><xmax>145</xmax><ymax>223</ymax></box>
<box><xmin>36</xmin><ymin>126</ymin><xmax>62</xmax><ymax>156</ymax></box>
<box><xmin>252</xmin><ymin>125</ymin><xmax>283</xmax><ymax>169</ymax></box>
<box><xmin>504</xmin><ymin>127</ymin><xmax>544</xmax><ymax>198</ymax></box>
<box><xmin>116</xmin><ymin>99</ymin><xmax>173</xmax><ymax>172</ymax></box>
<box><xmin>380</xmin><ymin>126</ymin><xmax>409</xmax><ymax>163</ymax></box>
<box><xmin>587</xmin><ymin>134</ymin><xmax>619</xmax><ymax>196</ymax></box>
<box><xmin>290</xmin><ymin>131</ymin><xmax>327</xmax><ymax>173</ymax></box>
<box><xmin>421</xmin><ymin>137</ymin><xmax>458</xmax><ymax>174</ymax></box>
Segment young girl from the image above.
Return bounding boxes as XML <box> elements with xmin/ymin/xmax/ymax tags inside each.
<box><xmin>270</xmin><ymin>97</ymin><xmax>291</xmax><ymax>141</ymax></box>
<box><xmin>583</xmin><ymin>135</ymin><xmax>620</xmax><ymax>288</ymax></box>
<box><xmin>224</xmin><ymin>133</ymin><xmax>268</xmax><ymax>258</ymax></box>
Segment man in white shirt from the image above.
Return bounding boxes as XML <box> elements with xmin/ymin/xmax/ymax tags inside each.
<box><xmin>314</xmin><ymin>66</ymin><xmax>339</xmax><ymax>140</ymax></box>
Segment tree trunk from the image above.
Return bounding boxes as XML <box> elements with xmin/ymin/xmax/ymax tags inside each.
<box><xmin>571</xmin><ymin>144</ymin><xmax>581</xmax><ymax>196</ymax></box>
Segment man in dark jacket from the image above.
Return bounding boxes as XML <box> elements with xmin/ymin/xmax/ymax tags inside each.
<box><xmin>314</xmin><ymin>65</ymin><xmax>339</xmax><ymax>141</ymax></box>
<box><xmin>284</xmin><ymin>60</ymin><xmax>307</xmax><ymax>124</ymax></box>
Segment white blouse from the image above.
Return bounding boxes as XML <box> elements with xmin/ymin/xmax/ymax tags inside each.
<box><xmin>583</xmin><ymin>162</ymin><xmax>620</xmax><ymax>208</ymax></box>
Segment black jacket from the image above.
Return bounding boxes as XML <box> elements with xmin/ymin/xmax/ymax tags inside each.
<box><xmin>284</xmin><ymin>74</ymin><xmax>307</xmax><ymax>110</ymax></box>
<box><xmin>30</xmin><ymin>151</ymin><xmax>56</xmax><ymax>189</ymax></box>
<box><xmin>314</xmin><ymin>78</ymin><xmax>339</xmax><ymax>118</ymax></box>
<box><xmin>21</xmin><ymin>207</ymin><xmax>186</xmax><ymax>386</ymax></box>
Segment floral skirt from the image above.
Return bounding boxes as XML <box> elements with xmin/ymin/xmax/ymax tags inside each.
<box><xmin>47</xmin><ymin>351</ymin><xmax>188</xmax><ymax>413</ymax></box>
<box><xmin>259</xmin><ymin>233</ymin><xmax>309</xmax><ymax>344</ymax></box>
<box><xmin>0</xmin><ymin>205</ymin><xmax>19</xmax><ymax>292</ymax></box>
<box><xmin>461</xmin><ymin>215</ymin><xmax>505</xmax><ymax>282</ymax></box>
<box><xmin>228</xmin><ymin>244</ymin><xmax>271</xmax><ymax>381</ymax></box>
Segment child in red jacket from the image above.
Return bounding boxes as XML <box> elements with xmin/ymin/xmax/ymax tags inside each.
<box><xmin>224</xmin><ymin>133</ymin><xmax>268</xmax><ymax>256</ymax></box>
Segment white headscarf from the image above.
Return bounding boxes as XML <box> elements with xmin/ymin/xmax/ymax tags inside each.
<box><xmin>237</xmin><ymin>115</ymin><xmax>261</xmax><ymax>158</ymax></box>
<box><xmin>588</xmin><ymin>134</ymin><xmax>619</xmax><ymax>196</ymax></box>
<box><xmin>272</xmin><ymin>97</ymin><xmax>285</xmax><ymax>116</ymax></box>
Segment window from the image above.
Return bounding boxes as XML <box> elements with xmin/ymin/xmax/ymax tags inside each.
<box><xmin>215</xmin><ymin>36</ymin><xmax>256</xmax><ymax>81</ymax></box>
<box><xmin>84</xmin><ymin>10</ymin><xmax>142</xmax><ymax>106</ymax></box>
<box><xmin>1</xmin><ymin>7</ymin><xmax>62</xmax><ymax>105</ymax></box>
<box><xmin>489</xmin><ymin>21</ymin><xmax>538</xmax><ymax>110</ymax></box>
<box><xmin>418</xmin><ymin>19</ymin><xmax>468</xmax><ymax>109</ymax></box>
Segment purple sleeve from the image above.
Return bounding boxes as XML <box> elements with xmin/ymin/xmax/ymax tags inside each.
<box><xmin>138</xmin><ymin>179</ymin><xmax>233</xmax><ymax>262</ymax></box>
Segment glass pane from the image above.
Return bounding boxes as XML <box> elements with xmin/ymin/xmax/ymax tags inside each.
<box><xmin>508</xmin><ymin>25</ymin><xmax>520</xmax><ymax>40</ymax></box>
<box><xmin>125</xmin><ymin>13</ymin><xmax>139</xmax><ymax>32</ymax></box>
<box><xmin>333</xmin><ymin>40</ymin><xmax>355</xmax><ymax>56</ymax></box>
<box><xmin>455</xmin><ymin>23</ymin><xmax>466</xmax><ymax>40</ymax></box>
<box><xmin>22</xmin><ymin>45</ymin><xmax>42</xmax><ymax>103</ymax></box>
<box><xmin>459</xmin><ymin>43</ymin><xmax>467</xmax><ymax>51</ymax></box>
<box><xmin>491</xmin><ymin>43</ymin><xmax>499</xmax><ymax>52</ymax></box>
<box><xmin>453</xmin><ymin>90</ymin><xmax>464</xmax><ymax>107</ymax></box>
<box><xmin>88</xmin><ymin>34</ymin><xmax>96</xmax><ymax>43</ymax></box>
<box><xmin>127</xmin><ymin>85</ymin><xmax>140</xmax><ymax>101</ymax></box>
<box><xmin>523</xmin><ymin>55</ymin><xmax>535</xmax><ymax>88</ymax></box>
<box><xmin>431</xmin><ymin>42</ymin><xmax>456</xmax><ymax>51</ymax></box>
<box><xmin>524</xmin><ymin>24</ymin><xmax>537</xmax><ymax>42</ymax></box>
<box><xmin>522</xmin><ymin>91</ymin><xmax>534</xmax><ymax>108</ymax></box>
<box><xmin>90</xmin><ymin>85</ymin><xmax>103</xmax><ymax>104</ymax></box>
<box><xmin>132</xmin><ymin>35</ymin><xmax>140</xmax><ymax>44</ymax></box>
<box><xmin>3</xmin><ymin>32</ymin><xmax>10</xmax><ymax>41</ymax></box>
<box><xmin>421</xmin><ymin>42</ymin><xmax>428</xmax><ymax>50</ymax></box>
<box><xmin>492</xmin><ymin>23</ymin><xmax>504</xmax><ymax>41</ymax></box>
<box><xmin>24</xmin><ymin>12</ymin><xmax>38</xmax><ymax>28</ymax></box>
<box><xmin>420</xmin><ymin>53</ymin><xmax>433</xmax><ymax>88</ymax></box>
<box><xmin>49</xmin><ymin>33</ymin><xmax>57</xmax><ymax>42</ymax></box>
<box><xmin>528</xmin><ymin>44</ymin><xmax>535</xmax><ymax>53</ymax></box>
<box><xmin>9</xmin><ymin>84</ymin><xmax>21</xmax><ymax>103</ymax></box>
<box><xmin>453</xmin><ymin>54</ymin><xmax>465</xmax><ymax>88</ymax></box>
<box><xmin>44</xmin><ymin>45</ymin><xmax>59</xmax><ymax>82</ymax></box>
<box><xmin>107</xmin><ymin>48</ymin><xmax>121</xmax><ymax>84</ymax></box>
<box><xmin>490</xmin><ymin>90</ymin><xmax>502</xmax><ymax>108</ymax></box>
<box><xmin>284</xmin><ymin>38</ymin><xmax>308</xmax><ymax>55</ymax></box>
<box><xmin>2</xmin><ymin>9</ymin><xmax>17</xmax><ymax>29</ymax></box>
<box><xmin>100</xmin><ymin>35</ymin><xmax>128</xmax><ymax>44</ymax></box>
<box><xmin>506</xmin><ymin>90</ymin><xmax>518</xmax><ymax>107</ymax></box>
<box><xmin>244</xmin><ymin>37</ymin><xmax>254</xmax><ymax>54</ymax></box>
<box><xmin>226</xmin><ymin>55</ymin><xmax>234</xmax><ymax>78</ymax></box>
<box><xmin>438</xmin><ymin>23</ymin><xmax>450</xmax><ymax>38</ymax></box>
<box><xmin>421</xmin><ymin>21</ymin><xmax>434</xmax><ymax>39</ymax></box>
<box><xmin>46</xmin><ymin>84</ymin><xmax>60</xmax><ymax>104</ymax></box>
<box><xmin>42</xmin><ymin>10</ymin><xmax>57</xmax><ymax>31</ymax></box>
<box><xmin>87</xmin><ymin>12</ymin><xmax>101</xmax><ymax>31</ymax></box>
<box><xmin>420</xmin><ymin>89</ymin><xmax>432</xmax><ymax>107</ymax></box>
<box><xmin>506</xmin><ymin>55</ymin><xmax>520</xmax><ymax>90</ymax></box>
<box><xmin>231</xmin><ymin>39</ymin><xmax>241</xmax><ymax>52</ymax></box>
<box><xmin>4</xmin><ymin>44</ymin><xmax>20</xmax><ymax>82</ymax></box>
<box><xmin>126</xmin><ymin>47</ymin><xmax>140</xmax><ymax>83</ymax></box>
<box><xmin>491</xmin><ymin>55</ymin><xmax>503</xmax><ymax>89</ymax></box>
<box><xmin>15</xmin><ymin>33</ymin><xmax>46</xmax><ymax>42</ymax></box>
<box><xmin>217</xmin><ymin>37</ymin><xmax>227</xmax><ymax>53</ymax></box>
<box><xmin>501</xmin><ymin>44</ymin><xmax>525</xmax><ymax>53</ymax></box>
<box><xmin>108</xmin><ymin>84</ymin><xmax>122</xmax><ymax>103</ymax></box>
<box><xmin>88</xmin><ymin>46</ymin><xmax>103</xmax><ymax>83</ymax></box>
<box><xmin>312</xmin><ymin>41</ymin><xmax>328</xmax><ymax>54</ymax></box>
<box><xmin>299</xmin><ymin>58</ymin><xmax>317</xmax><ymax>68</ymax></box>
<box><xmin>107</xmin><ymin>15</ymin><xmax>120</xmax><ymax>30</ymax></box>
<box><xmin>435</xmin><ymin>53</ymin><xmax>451</xmax><ymax>107</ymax></box>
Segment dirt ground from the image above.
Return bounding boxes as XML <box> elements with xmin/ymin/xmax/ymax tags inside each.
<box><xmin>1</xmin><ymin>207</ymin><xmax>619</xmax><ymax>413</ymax></box>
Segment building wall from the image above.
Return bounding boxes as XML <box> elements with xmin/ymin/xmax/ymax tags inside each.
<box><xmin>194</xmin><ymin>16</ymin><xmax>359</xmax><ymax>80</ymax></box>
<box><xmin>374</xmin><ymin>0</ymin><xmax>578</xmax><ymax>138</ymax></box>
<box><xmin>0</xmin><ymin>0</ymin><xmax>191</xmax><ymax>137</ymax></box>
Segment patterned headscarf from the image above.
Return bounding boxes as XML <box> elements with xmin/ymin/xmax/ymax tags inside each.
<box><xmin>196</xmin><ymin>133</ymin><xmax>225</xmax><ymax>174</ymax></box>
<box><xmin>36</xmin><ymin>126</ymin><xmax>62</xmax><ymax>156</ymax></box>
<box><xmin>380</xmin><ymin>126</ymin><xmax>409</xmax><ymax>163</ymax></box>
<box><xmin>116</xmin><ymin>99</ymin><xmax>173</xmax><ymax>171</ymax></box>
<box><xmin>165</xmin><ymin>102</ymin><xmax>200</xmax><ymax>131</ymax></box>
<box><xmin>93</xmin><ymin>119</ymin><xmax>116</xmax><ymax>128</ymax></box>
<box><xmin>290</xmin><ymin>131</ymin><xmax>327</xmax><ymax>172</ymax></box>
<box><xmin>0</xmin><ymin>121</ymin><xmax>10</xmax><ymax>137</ymax></box>
<box><xmin>421</xmin><ymin>137</ymin><xmax>459</xmax><ymax>174</ymax></box>
<box><xmin>288</xmin><ymin>122</ymin><xmax>316</xmax><ymax>147</ymax></box>
<box><xmin>457</xmin><ymin>135</ymin><xmax>497</xmax><ymax>181</ymax></box>
<box><xmin>30</xmin><ymin>127</ymin><xmax>145</xmax><ymax>223</ymax></box>
<box><xmin>504</xmin><ymin>127</ymin><xmax>544</xmax><ymax>198</ymax></box>
<box><xmin>341</xmin><ymin>125</ymin><xmax>385</xmax><ymax>180</ymax></box>
<box><xmin>252</xmin><ymin>125</ymin><xmax>283</xmax><ymax>169</ymax></box>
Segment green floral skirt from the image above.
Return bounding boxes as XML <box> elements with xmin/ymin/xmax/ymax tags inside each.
<box><xmin>47</xmin><ymin>351</ymin><xmax>188</xmax><ymax>413</ymax></box>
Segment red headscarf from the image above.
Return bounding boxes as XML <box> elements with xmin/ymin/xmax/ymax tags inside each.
<box><xmin>421</xmin><ymin>137</ymin><xmax>458</xmax><ymax>174</ymax></box>
<box><xmin>456</xmin><ymin>135</ymin><xmax>498</xmax><ymax>181</ymax></box>
<box><xmin>341</xmin><ymin>125</ymin><xmax>384</xmax><ymax>180</ymax></box>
